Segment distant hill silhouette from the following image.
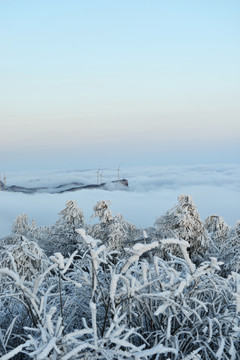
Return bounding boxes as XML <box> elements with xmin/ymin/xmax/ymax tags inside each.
<box><xmin>4</xmin><ymin>179</ymin><xmax>129</xmax><ymax>194</ymax></box>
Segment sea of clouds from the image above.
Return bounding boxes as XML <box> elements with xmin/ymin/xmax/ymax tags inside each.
<box><xmin>0</xmin><ymin>164</ymin><xmax>240</xmax><ymax>237</ymax></box>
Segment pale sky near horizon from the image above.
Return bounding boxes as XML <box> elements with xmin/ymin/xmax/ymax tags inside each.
<box><xmin>0</xmin><ymin>0</ymin><xmax>239</xmax><ymax>171</ymax></box>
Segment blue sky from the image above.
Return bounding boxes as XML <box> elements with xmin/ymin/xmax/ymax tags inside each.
<box><xmin>0</xmin><ymin>0</ymin><xmax>239</xmax><ymax>170</ymax></box>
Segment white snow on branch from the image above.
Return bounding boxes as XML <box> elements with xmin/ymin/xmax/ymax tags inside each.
<box><xmin>121</xmin><ymin>241</ymin><xmax>159</xmax><ymax>274</ymax></box>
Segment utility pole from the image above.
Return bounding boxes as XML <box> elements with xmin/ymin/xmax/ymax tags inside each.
<box><xmin>3</xmin><ymin>175</ymin><xmax>6</xmax><ymax>190</ymax></box>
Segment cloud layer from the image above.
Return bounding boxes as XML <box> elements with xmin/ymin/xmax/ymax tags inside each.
<box><xmin>0</xmin><ymin>164</ymin><xmax>239</xmax><ymax>236</ymax></box>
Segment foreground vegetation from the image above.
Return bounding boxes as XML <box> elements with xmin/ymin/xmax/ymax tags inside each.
<box><xmin>0</xmin><ymin>195</ymin><xmax>240</xmax><ymax>359</ymax></box>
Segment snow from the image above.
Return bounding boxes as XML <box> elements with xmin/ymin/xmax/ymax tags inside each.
<box><xmin>0</xmin><ymin>340</ymin><xmax>32</xmax><ymax>360</ymax></box>
<box><xmin>121</xmin><ymin>241</ymin><xmax>159</xmax><ymax>274</ymax></box>
<box><xmin>1</xmin><ymin>200</ymin><xmax>240</xmax><ymax>359</ymax></box>
<box><xmin>134</xmin><ymin>342</ymin><xmax>178</xmax><ymax>358</ymax></box>
<box><xmin>49</xmin><ymin>253</ymin><xmax>65</xmax><ymax>270</ymax></box>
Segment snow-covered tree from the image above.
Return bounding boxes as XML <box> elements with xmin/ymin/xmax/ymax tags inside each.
<box><xmin>44</xmin><ymin>200</ymin><xmax>85</xmax><ymax>256</ymax></box>
<box><xmin>218</xmin><ymin>220</ymin><xmax>240</xmax><ymax>275</ymax></box>
<box><xmin>234</xmin><ymin>220</ymin><xmax>240</xmax><ymax>238</ymax></box>
<box><xmin>205</xmin><ymin>214</ymin><xmax>229</xmax><ymax>248</ymax></box>
<box><xmin>13</xmin><ymin>213</ymin><xmax>29</xmax><ymax>235</ymax></box>
<box><xmin>12</xmin><ymin>213</ymin><xmax>37</xmax><ymax>239</ymax></box>
<box><xmin>58</xmin><ymin>200</ymin><xmax>85</xmax><ymax>229</ymax></box>
<box><xmin>155</xmin><ymin>195</ymin><xmax>210</xmax><ymax>260</ymax></box>
<box><xmin>90</xmin><ymin>201</ymin><xmax>138</xmax><ymax>251</ymax></box>
<box><xmin>92</xmin><ymin>200</ymin><xmax>113</xmax><ymax>223</ymax></box>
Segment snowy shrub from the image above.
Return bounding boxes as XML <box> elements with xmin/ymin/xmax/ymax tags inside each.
<box><xmin>0</xmin><ymin>235</ymin><xmax>48</xmax><ymax>283</ymax></box>
<box><xmin>0</xmin><ymin>236</ymin><xmax>51</xmax><ymax>357</ymax></box>
<box><xmin>1</xmin><ymin>196</ymin><xmax>240</xmax><ymax>359</ymax></box>
<box><xmin>0</xmin><ymin>235</ymin><xmax>149</xmax><ymax>359</ymax></box>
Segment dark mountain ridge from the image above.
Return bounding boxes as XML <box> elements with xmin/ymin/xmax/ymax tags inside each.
<box><xmin>3</xmin><ymin>179</ymin><xmax>129</xmax><ymax>194</ymax></box>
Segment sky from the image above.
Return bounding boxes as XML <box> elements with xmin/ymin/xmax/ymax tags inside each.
<box><xmin>0</xmin><ymin>0</ymin><xmax>240</xmax><ymax>171</ymax></box>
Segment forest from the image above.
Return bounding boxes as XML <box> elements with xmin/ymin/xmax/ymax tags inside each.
<box><xmin>0</xmin><ymin>195</ymin><xmax>239</xmax><ymax>359</ymax></box>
